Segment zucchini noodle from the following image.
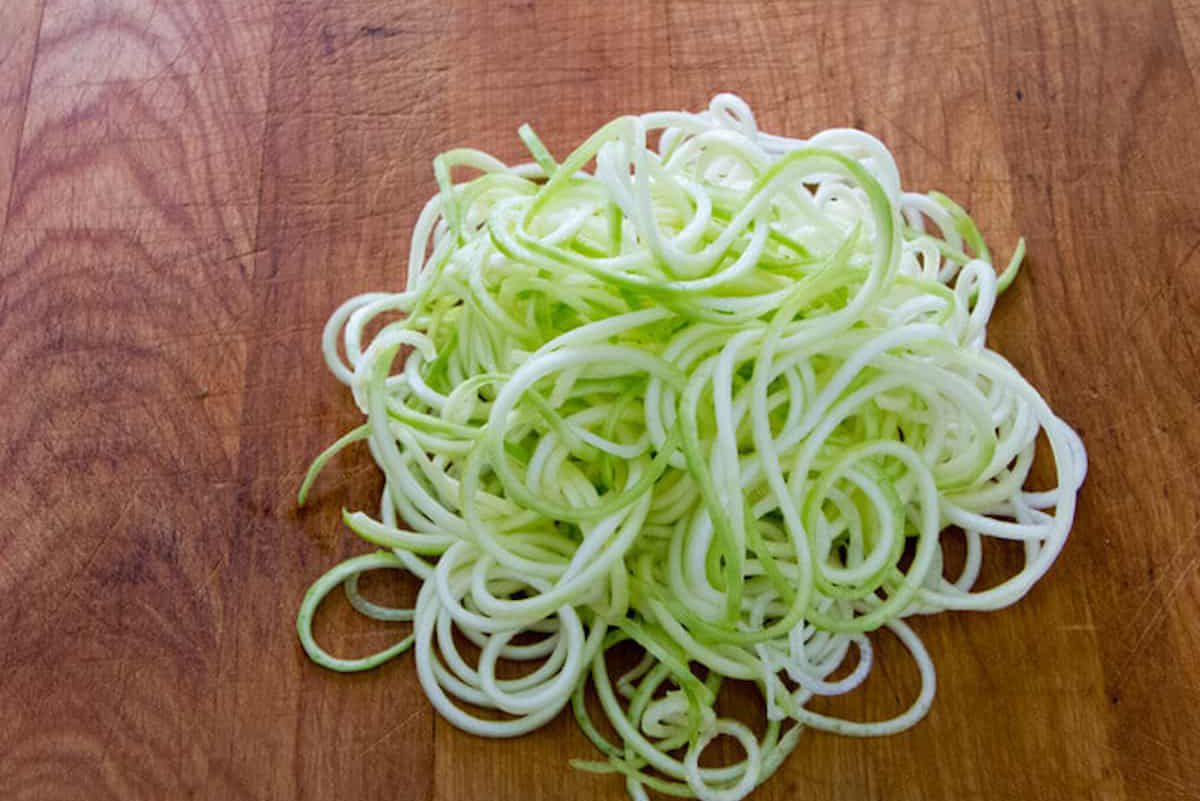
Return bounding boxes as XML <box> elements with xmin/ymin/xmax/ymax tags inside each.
<box><xmin>297</xmin><ymin>94</ymin><xmax>1087</xmax><ymax>801</ymax></box>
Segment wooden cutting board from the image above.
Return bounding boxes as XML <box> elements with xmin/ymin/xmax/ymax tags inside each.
<box><xmin>2</xmin><ymin>2</ymin><xmax>1197</xmax><ymax>799</ymax></box>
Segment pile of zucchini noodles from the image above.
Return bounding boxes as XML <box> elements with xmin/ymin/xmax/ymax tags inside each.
<box><xmin>297</xmin><ymin>95</ymin><xmax>1086</xmax><ymax>801</ymax></box>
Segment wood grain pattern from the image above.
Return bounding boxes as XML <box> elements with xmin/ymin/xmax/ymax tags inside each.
<box><xmin>0</xmin><ymin>0</ymin><xmax>45</xmax><ymax>237</ymax></box>
<box><xmin>1</xmin><ymin>2</ymin><xmax>1197</xmax><ymax>800</ymax></box>
<box><xmin>0</xmin><ymin>0</ymin><xmax>271</xmax><ymax>798</ymax></box>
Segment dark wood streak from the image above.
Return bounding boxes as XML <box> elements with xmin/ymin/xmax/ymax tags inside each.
<box><xmin>1</xmin><ymin>2</ymin><xmax>1198</xmax><ymax>800</ymax></box>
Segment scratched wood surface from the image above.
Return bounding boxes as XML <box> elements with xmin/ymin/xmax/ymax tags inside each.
<box><xmin>1</xmin><ymin>2</ymin><xmax>1197</xmax><ymax>800</ymax></box>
